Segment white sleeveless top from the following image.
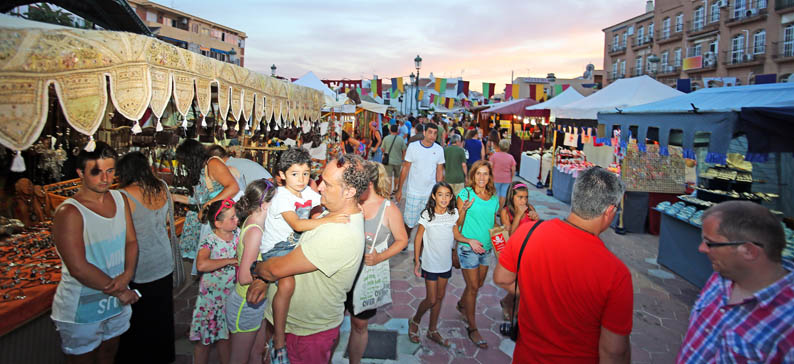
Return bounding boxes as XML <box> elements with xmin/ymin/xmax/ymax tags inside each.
<box><xmin>51</xmin><ymin>190</ymin><xmax>132</xmax><ymax>324</ymax></box>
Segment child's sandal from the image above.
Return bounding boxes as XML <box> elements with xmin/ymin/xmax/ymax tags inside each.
<box><xmin>408</xmin><ymin>317</ymin><xmax>421</xmax><ymax>343</ymax></box>
<box><xmin>427</xmin><ymin>329</ymin><xmax>450</xmax><ymax>348</ymax></box>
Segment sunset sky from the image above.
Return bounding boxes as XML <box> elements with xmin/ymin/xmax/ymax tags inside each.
<box><xmin>154</xmin><ymin>0</ymin><xmax>647</xmax><ymax>87</ymax></box>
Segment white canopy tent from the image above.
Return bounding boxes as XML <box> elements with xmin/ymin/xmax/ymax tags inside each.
<box><xmin>555</xmin><ymin>75</ymin><xmax>684</xmax><ymax>120</ymax></box>
<box><xmin>525</xmin><ymin>87</ymin><xmax>585</xmax><ymax>121</ymax></box>
<box><xmin>293</xmin><ymin>71</ymin><xmax>346</xmax><ymax>108</ymax></box>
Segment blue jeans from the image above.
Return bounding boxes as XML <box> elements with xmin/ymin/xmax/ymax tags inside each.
<box><xmin>456</xmin><ymin>243</ymin><xmax>492</xmax><ymax>269</ymax></box>
<box><xmin>495</xmin><ymin>182</ymin><xmax>510</xmax><ymax>197</ymax></box>
<box><xmin>370</xmin><ymin>148</ymin><xmax>382</xmax><ymax>163</ymax></box>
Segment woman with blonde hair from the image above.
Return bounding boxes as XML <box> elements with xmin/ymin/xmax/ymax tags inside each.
<box><xmin>455</xmin><ymin>159</ymin><xmax>499</xmax><ymax>349</ymax></box>
<box><xmin>344</xmin><ymin>162</ymin><xmax>408</xmax><ymax>364</ymax></box>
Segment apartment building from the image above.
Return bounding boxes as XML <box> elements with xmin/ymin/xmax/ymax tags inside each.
<box><xmin>127</xmin><ymin>0</ymin><xmax>246</xmax><ymax>66</ymax></box>
<box><xmin>603</xmin><ymin>0</ymin><xmax>794</xmax><ymax>89</ymax></box>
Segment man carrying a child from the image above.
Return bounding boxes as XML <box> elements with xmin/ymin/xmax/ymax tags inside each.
<box><xmin>247</xmin><ymin>154</ymin><xmax>369</xmax><ymax>364</ymax></box>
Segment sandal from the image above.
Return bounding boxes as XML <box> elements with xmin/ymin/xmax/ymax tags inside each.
<box><xmin>408</xmin><ymin>317</ymin><xmax>421</xmax><ymax>343</ymax></box>
<box><xmin>466</xmin><ymin>327</ymin><xmax>488</xmax><ymax>349</ymax></box>
<box><xmin>427</xmin><ymin>329</ymin><xmax>450</xmax><ymax>348</ymax></box>
<box><xmin>269</xmin><ymin>339</ymin><xmax>291</xmax><ymax>364</ymax></box>
<box><xmin>456</xmin><ymin>301</ymin><xmax>468</xmax><ymax>324</ymax></box>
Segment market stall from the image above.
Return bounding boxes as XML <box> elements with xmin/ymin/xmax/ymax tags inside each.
<box><xmin>549</xmin><ymin>76</ymin><xmax>683</xmax><ymax>231</ymax></box>
<box><xmin>521</xmin><ymin>88</ymin><xmax>585</xmax><ymax>185</ymax></box>
<box><xmin>598</xmin><ymin>82</ymin><xmax>794</xmax><ymax>283</ymax></box>
<box><xmin>480</xmin><ymin>98</ymin><xmax>540</xmax><ymax>170</ymax></box>
<box><xmin>0</xmin><ymin>18</ymin><xmax>324</xmax><ymax>356</ymax></box>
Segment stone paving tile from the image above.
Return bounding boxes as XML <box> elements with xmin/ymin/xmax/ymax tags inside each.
<box><xmin>171</xmin><ymin>178</ymin><xmax>700</xmax><ymax>364</ymax></box>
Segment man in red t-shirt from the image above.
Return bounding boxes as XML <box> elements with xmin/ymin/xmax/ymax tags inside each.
<box><xmin>495</xmin><ymin>167</ymin><xmax>633</xmax><ymax>364</ymax></box>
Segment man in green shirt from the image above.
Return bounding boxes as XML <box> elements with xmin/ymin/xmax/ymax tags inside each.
<box><xmin>381</xmin><ymin>124</ymin><xmax>407</xmax><ymax>194</ymax></box>
<box><xmin>444</xmin><ymin>134</ymin><xmax>468</xmax><ymax>196</ymax></box>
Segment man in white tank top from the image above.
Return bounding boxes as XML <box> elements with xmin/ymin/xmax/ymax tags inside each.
<box><xmin>51</xmin><ymin>141</ymin><xmax>140</xmax><ymax>361</ymax></box>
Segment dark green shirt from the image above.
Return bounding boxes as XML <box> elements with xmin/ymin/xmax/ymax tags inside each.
<box><xmin>382</xmin><ymin>134</ymin><xmax>406</xmax><ymax>165</ymax></box>
<box><xmin>444</xmin><ymin>145</ymin><xmax>467</xmax><ymax>184</ymax></box>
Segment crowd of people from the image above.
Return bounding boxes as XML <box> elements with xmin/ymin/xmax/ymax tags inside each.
<box><xmin>47</xmin><ymin>113</ymin><xmax>792</xmax><ymax>364</ymax></box>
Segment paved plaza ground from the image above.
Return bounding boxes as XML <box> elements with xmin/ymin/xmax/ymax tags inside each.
<box><xmin>172</xmin><ymin>178</ymin><xmax>701</xmax><ymax>364</ymax></box>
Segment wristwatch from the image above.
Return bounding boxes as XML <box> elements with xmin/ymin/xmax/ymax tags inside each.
<box><xmin>249</xmin><ymin>260</ymin><xmax>271</xmax><ymax>283</ymax></box>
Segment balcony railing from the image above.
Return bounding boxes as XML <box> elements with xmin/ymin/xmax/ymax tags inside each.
<box><xmin>607</xmin><ymin>73</ymin><xmax>627</xmax><ymax>83</ymax></box>
<box><xmin>656</xmin><ymin>30</ymin><xmax>684</xmax><ymax>44</ymax></box>
<box><xmin>630</xmin><ymin>67</ymin><xmax>650</xmax><ymax>77</ymax></box>
<box><xmin>608</xmin><ymin>43</ymin><xmax>627</xmax><ymax>55</ymax></box>
<box><xmin>722</xmin><ymin>49</ymin><xmax>766</xmax><ymax>67</ymax></box>
<box><xmin>686</xmin><ymin>19</ymin><xmax>720</xmax><ymax>36</ymax></box>
<box><xmin>775</xmin><ymin>0</ymin><xmax>794</xmax><ymax>11</ymax></box>
<box><xmin>771</xmin><ymin>41</ymin><xmax>794</xmax><ymax>61</ymax></box>
<box><xmin>725</xmin><ymin>7</ymin><xmax>767</xmax><ymax>26</ymax></box>
<box><xmin>657</xmin><ymin>65</ymin><xmax>681</xmax><ymax>75</ymax></box>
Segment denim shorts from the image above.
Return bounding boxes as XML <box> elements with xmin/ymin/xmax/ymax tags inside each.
<box><xmin>421</xmin><ymin>269</ymin><xmax>452</xmax><ymax>281</ymax></box>
<box><xmin>261</xmin><ymin>240</ymin><xmax>296</xmax><ymax>261</ymax></box>
<box><xmin>494</xmin><ymin>182</ymin><xmax>510</xmax><ymax>197</ymax></box>
<box><xmin>456</xmin><ymin>243</ymin><xmax>492</xmax><ymax>269</ymax></box>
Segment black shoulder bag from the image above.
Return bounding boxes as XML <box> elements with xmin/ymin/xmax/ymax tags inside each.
<box><xmin>501</xmin><ymin>219</ymin><xmax>543</xmax><ymax>342</ymax></box>
<box><xmin>382</xmin><ymin>134</ymin><xmax>396</xmax><ymax>166</ymax></box>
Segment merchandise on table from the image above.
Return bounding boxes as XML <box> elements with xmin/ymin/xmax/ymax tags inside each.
<box><xmin>0</xmin><ymin>221</ymin><xmax>61</xmax><ymax>303</ymax></box>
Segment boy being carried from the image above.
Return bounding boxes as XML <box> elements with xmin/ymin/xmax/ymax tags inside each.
<box><xmin>261</xmin><ymin>147</ymin><xmax>348</xmax><ymax>363</ymax></box>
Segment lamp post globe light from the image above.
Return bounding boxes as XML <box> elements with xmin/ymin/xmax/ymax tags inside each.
<box><xmin>414</xmin><ymin>54</ymin><xmax>422</xmax><ymax>116</ymax></box>
<box><xmin>270</xmin><ymin>64</ymin><xmax>277</xmax><ymax>77</ymax></box>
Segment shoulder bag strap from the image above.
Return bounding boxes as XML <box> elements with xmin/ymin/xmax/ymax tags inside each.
<box><xmin>510</xmin><ymin>220</ymin><xmax>544</xmax><ymax>333</ymax></box>
<box><xmin>386</xmin><ymin>135</ymin><xmax>397</xmax><ymax>156</ymax></box>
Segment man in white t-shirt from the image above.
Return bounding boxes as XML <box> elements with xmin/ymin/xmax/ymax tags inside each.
<box><xmin>396</xmin><ymin>123</ymin><xmax>445</xmax><ymax>243</ymax></box>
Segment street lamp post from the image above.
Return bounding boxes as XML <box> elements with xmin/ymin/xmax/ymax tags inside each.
<box><xmin>409</xmin><ymin>73</ymin><xmax>416</xmax><ymax>117</ymax></box>
<box><xmin>270</xmin><ymin>64</ymin><xmax>277</xmax><ymax>77</ymax></box>
<box><xmin>414</xmin><ymin>54</ymin><xmax>422</xmax><ymax>116</ymax></box>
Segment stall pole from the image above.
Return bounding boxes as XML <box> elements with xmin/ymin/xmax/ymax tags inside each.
<box><xmin>615</xmin><ymin>195</ymin><xmax>627</xmax><ymax>235</ymax></box>
<box><xmin>536</xmin><ymin>119</ymin><xmax>547</xmax><ymax>189</ymax></box>
<box><xmin>547</xmin><ymin>127</ymin><xmax>557</xmax><ymax>196</ymax></box>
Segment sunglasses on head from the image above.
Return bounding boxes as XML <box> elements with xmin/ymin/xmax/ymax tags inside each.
<box><xmin>258</xmin><ymin>180</ymin><xmax>274</xmax><ymax>205</ymax></box>
<box><xmin>336</xmin><ymin>155</ymin><xmax>347</xmax><ymax>168</ymax></box>
<box><xmin>214</xmin><ymin>198</ymin><xmax>236</xmax><ymax>221</ymax></box>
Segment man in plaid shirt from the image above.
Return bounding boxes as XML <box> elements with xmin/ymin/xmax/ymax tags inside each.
<box><xmin>676</xmin><ymin>201</ymin><xmax>793</xmax><ymax>363</ymax></box>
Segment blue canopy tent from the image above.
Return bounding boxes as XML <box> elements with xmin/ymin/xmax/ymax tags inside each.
<box><xmin>598</xmin><ymin>82</ymin><xmax>794</xmax><ymax>217</ymax></box>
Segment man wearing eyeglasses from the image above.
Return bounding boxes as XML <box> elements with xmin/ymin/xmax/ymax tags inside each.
<box><xmin>676</xmin><ymin>201</ymin><xmax>793</xmax><ymax>363</ymax></box>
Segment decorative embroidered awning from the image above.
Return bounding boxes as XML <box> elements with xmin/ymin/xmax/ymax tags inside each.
<box><xmin>0</xmin><ymin>26</ymin><xmax>325</xmax><ymax>151</ymax></box>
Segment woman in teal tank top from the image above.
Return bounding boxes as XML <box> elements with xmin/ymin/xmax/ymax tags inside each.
<box><xmin>455</xmin><ymin>160</ymin><xmax>499</xmax><ymax>349</ymax></box>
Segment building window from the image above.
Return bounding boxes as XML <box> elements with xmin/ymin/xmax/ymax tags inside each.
<box><xmin>622</xmin><ymin>32</ymin><xmax>627</xmax><ymax>47</ymax></box>
<box><xmin>710</xmin><ymin>2</ymin><xmax>720</xmax><ymax>23</ymax></box>
<box><xmin>757</xmin><ymin>0</ymin><xmax>767</xmax><ymax>9</ymax></box>
<box><xmin>662</xmin><ymin>18</ymin><xmax>671</xmax><ymax>38</ymax></box>
<box><xmin>146</xmin><ymin>11</ymin><xmax>157</xmax><ymax>22</ymax></box>
<box><xmin>613</xmin><ymin>34</ymin><xmax>619</xmax><ymax>49</ymax></box>
<box><xmin>636</xmin><ymin>56</ymin><xmax>643</xmax><ymax>75</ymax></box>
<box><xmin>785</xmin><ymin>25</ymin><xmax>794</xmax><ymax>58</ymax></box>
<box><xmin>192</xmin><ymin>24</ymin><xmax>198</xmax><ymax>33</ymax></box>
<box><xmin>732</xmin><ymin>34</ymin><xmax>745</xmax><ymax>63</ymax></box>
<box><xmin>694</xmin><ymin>7</ymin><xmax>705</xmax><ymax>30</ymax></box>
<box><xmin>734</xmin><ymin>0</ymin><xmax>746</xmax><ymax>19</ymax></box>
<box><xmin>675</xmin><ymin>13</ymin><xmax>683</xmax><ymax>32</ymax></box>
<box><xmin>753</xmin><ymin>30</ymin><xmax>765</xmax><ymax>54</ymax></box>
<box><xmin>694</xmin><ymin>44</ymin><xmax>702</xmax><ymax>56</ymax></box>
<box><xmin>661</xmin><ymin>51</ymin><xmax>669</xmax><ymax>68</ymax></box>
<box><xmin>620</xmin><ymin>60</ymin><xmax>626</xmax><ymax>77</ymax></box>
<box><xmin>238</xmin><ymin>38</ymin><xmax>245</xmax><ymax>48</ymax></box>
<box><xmin>612</xmin><ymin>62</ymin><xmax>618</xmax><ymax>78</ymax></box>
<box><xmin>649</xmin><ymin>23</ymin><xmax>654</xmax><ymax>38</ymax></box>
<box><xmin>638</xmin><ymin>26</ymin><xmax>644</xmax><ymax>44</ymax></box>
<box><xmin>674</xmin><ymin>48</ymin><xmax>682</xmax><ymax>66</ymax></box>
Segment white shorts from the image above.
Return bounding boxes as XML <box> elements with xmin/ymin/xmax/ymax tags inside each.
<box><xmin>53</xmin><ymin>309</ymin><xmax>132</xmax><ymax>355</ymax></box>
<box><xmin>403</xmin><ymin>193</ymin><xmax>429</xmax><ymax>228</ymax></box>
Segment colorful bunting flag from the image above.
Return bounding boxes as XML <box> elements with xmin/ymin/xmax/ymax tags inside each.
<box><xmin>391</xmin><ymin>78</ymin><xmax>398</xmax><ymax>94</ymax></box>
<box><xmin>513</xmin><ymin>84</ymin><xmax>520</xmax><ymax>99</ymax></box>
<box><xmin>430</xmin><ymin>94</ymin><xmax>435</xmax><ymax>104</ymax></box>
<box><xmin>446</xmin><ymin>97</ymin><xmax>454</xmax><ymax>109</ymax></box>
<box><xmin>418</xmin><ymin>89</ymin><xmax>424</xmax><ymax>100</ymax></box>
<box><xmin>376</xmin><ymin>79</ymin><xmax>383</xmax><ymax>98</ymax></box>
<box><xmin>554</xmin><ymin>84</ymin><xmax>563</xmax><ymax>97</ymax></box>
<box><xmin>439</xmin><ymin>78</ymin><xmax>447</xmax><ymax>95</ymax></box>
<box><xmin>505</xmin><ymin>84</ymin><xmax>513</xmax><ymax>100</ymax></box>
<box><xmin>434</xmin><ymin>79</ymin><xmax>442</xmax><ymax>93</ymax></box>
<box><xmin>535</xmin><ymin>84</ymin><xmax>545</xmax><ymax>101</ymax></box>
<box><xmin>482</xmin><ymin>82</ymin><xmax>494</xmax><ymax>99</ymax></box>
<box><xmin>562</xmin><ymin>84</ymin><xmax>570</xmax><ymax>91</ymax></box>
<box><xmin>397</xmin><ymin>77</ymin><xmax>404</xmax><ymax>93</ymax></box>
<box><xmin>461</xmin><ymin>81</ymin><xmax>470</xmax><ymax>97</ymax></box>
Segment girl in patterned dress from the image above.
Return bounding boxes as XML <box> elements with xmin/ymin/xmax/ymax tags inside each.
<box><xmin>190</xmin><ymin>199</ymin><xmax>239</xmax><ymax>364</ymax></box>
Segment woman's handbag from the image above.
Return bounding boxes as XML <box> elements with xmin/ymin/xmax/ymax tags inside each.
<box><xmin>351</xmin><ymin>200</ymin><xmax>393</xmax><ymax>314</ymax></box>
<box><xmin>500</xmin><ymin>220</ymin><xmax>543</xmax><ymax>342</ymax></box>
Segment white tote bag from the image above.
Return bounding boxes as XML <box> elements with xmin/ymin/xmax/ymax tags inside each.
<box><xmin>352</xmin><ymin>201</ymin><xmax>393</xmax><ymax>314</ymax></box>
